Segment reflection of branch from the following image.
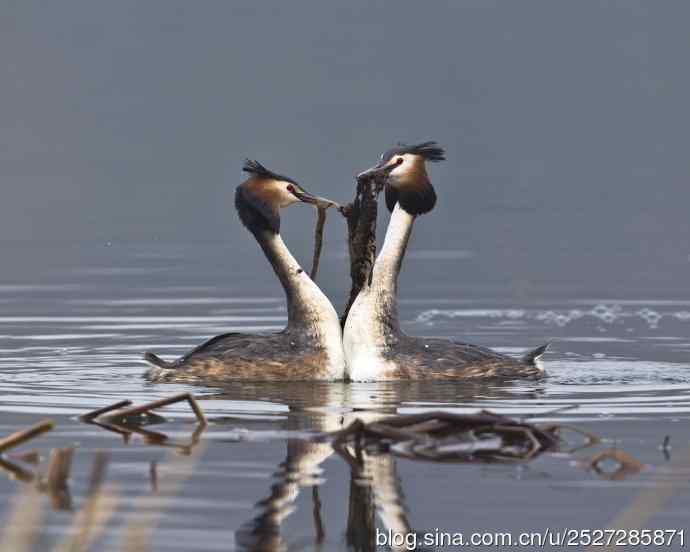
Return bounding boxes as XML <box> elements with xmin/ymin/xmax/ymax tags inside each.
<box><xmin>588</xmin><ymin>448</ymin><xmax>643</xmax><ymax>481</ymax></box>
<box><xmin>0</xmin><ymin>450</ymin><xmax>116</xmax><ymax>552</ymax></box>
<box><xmin>346</xmin><ymin>463</ymin><xmax>376</xmax><ymax>552</ymax></box>
<box><xmin>0</xmin><ymin>486</ymin><xmax>43</xmax><ymax>552</ymax></box>
<box><xmin>341</xmin><ymin>446</ymin><xmax>414</xmax><ymax>552</ymax></box>
<box><xmin>54</xmin><ymin>452</ymin><xmax>116</xmax><ymax>552</ymax></box>
<box><xmin>150</xmin><ymin>461</ymin><xmax>158</xmax><ymax>492</ymax></box>
<box><xmin>0</xmin><ymin>447</ymin><xmax>74</xmax><ymax>512</ymax></box>
<box><xmin>0</xmin><ymin>456</ymin><xmax>36</xmax><ymax>483</ymax></box>
<box><xmin>85</xmin><ymin>418</ymin><xmax>207</xmax><ymax>454</ymax></box>
<box><xmin>312</xmin><ymin>486</ymin><xmax>325</xmax><ymax>544</ymax></box>
<box><xmin>590</xmin><ymin>446</ymin><xmax>690</xmax><ymax>552</ymax></box>
<box><xmin>121</xmin><ymin>444</ymin><xmax>205</xmax><ymax>551</ymax></box>
<box><xmin>44</xmin><ymin>447</ymin><xmax>73</xmax><ymax>511</ymax></box>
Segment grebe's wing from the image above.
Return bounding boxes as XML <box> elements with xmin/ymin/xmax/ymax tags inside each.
<box><xmin>144</xmin><ymin>332</ymin><xmax>267</xmax><ymax>369</ymax></box>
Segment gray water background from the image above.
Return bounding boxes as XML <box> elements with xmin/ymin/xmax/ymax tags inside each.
<box><xmin>2</xmin><ymin>2</ymin><xmax>690</xmax><ymax>550</ymax></box>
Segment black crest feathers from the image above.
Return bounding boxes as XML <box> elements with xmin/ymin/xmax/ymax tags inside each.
<box><xmin>381</xmin><ymin>141</ymin><xmax>446</xmax><ymax>164</ymax></box>
<box><xmin>242</xmin><ymin>159</ymin><xmax>297</xmax><ymax>185</ymax></box>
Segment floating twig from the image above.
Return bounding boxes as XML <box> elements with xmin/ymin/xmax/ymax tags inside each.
<box><xmin>0</xmin><ymin>420</ymin><xmax>54</xmax><ymax>454</ymax></box>
<box><xmin>325</xmin><ymin>410</ymin><xmax>568</xmax><ymax>463</ymax></box>
<box><xmin>97</xmin><ymin>393</ymin><xmax>207</xmax><ymax>426</ymax></box>
<box><xmin>80</xmin><ymin>399</ymin><xmax>133</xmax><ymax>422</ymax></box>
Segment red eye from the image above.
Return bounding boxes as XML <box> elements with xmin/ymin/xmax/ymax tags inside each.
<box><xmin>395</xmin><ymin>157</ymin><xmax>404</xmax><ymax>166</ymax></box>
<box><xmin>287</xmin><ymin>184</ymin><xmax>295</xmax><ymax>193</ymax></box>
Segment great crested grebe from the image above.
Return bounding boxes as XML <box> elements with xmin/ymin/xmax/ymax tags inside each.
<box><xmin>144</xmin><ymin>160</ymin><xmax>345</xmax><ymax>382</ymax></box>
<box><xmin>343</xmin><ymin>141</ymin><xmax>548</xmax><ymax>381</ymax></box>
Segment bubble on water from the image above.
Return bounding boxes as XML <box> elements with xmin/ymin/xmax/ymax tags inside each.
<box><xmin>637</xmin><ymin>308</ymin><xmax>661</xmax><ymax>328</ymax></box>
<box><xmin>416</xmin><ymin>309</ymin><xmax>440</xmax><ymax>324</ymax></box>
<box><xmin>591</xmin><ymin>304</ymin><xmax>623</xmax><ymax>323</ymax></box>
<box><xmin>414</xmin><ymin>303</ymin><xmax>690</xmax><ymax>330</ymax></box>
<box><xmin>505</xmin><ymin>310</ymin><xmax>525</xmax><ymax>319</ymax></box>
<box><xmin>536</xmin><ymin>311</ymin><xmax>557</xmax><ymax>324</ymax></box>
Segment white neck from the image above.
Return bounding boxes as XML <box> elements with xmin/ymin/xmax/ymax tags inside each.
<box><xmin>255</xmin><ymin>230</ymin><xmax>345</xmax><ymax>379</ymax></box>
<box><xmin>343</xmin><ymin>204</ymin><xmax>416</xmax><ymax>380</ymax></box>
<box><xmin>371</xmin><ymin>203</ymin><xmax>415</xmax><ymax>296</ymax></box>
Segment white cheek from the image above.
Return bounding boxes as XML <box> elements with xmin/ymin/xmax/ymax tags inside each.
<box><xmin>281</xmin><ymin>191</ymin><xmax>300</xmax><ymax>207</ymax></box>
<box><xmin>389</xmin><ymin>159</ymin><xmax>411</xmax><ymax>178</ymax></box>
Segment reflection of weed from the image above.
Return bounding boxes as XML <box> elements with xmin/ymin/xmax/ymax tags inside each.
<box><xmin>0</xmin><ymin>450</ymin><xmax>117</xmax><ymax>552</ymax></box>
<box><xmin>0</xmin><ymin>393</ymin><xmax>209</xmax><ymax>552</ymax></box>
<box><xmin>120</xmin><ymin>442</ymin><xmax>204</xmax><ymax>551</ymax></box>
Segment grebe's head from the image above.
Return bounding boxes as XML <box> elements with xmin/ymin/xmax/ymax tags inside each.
<box><xmin>357</xmin><ymin>141</ymin><xmax>445</xmax><ymax>215</ymax></box>
<box><xmin>235</xmin><ymin>159</ymin><xmax>320</xmax><ymax>234</ymax></box>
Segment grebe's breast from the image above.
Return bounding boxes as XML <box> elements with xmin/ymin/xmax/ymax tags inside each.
<box><xmin>146</xmin><ymin>329</ymin><xmax>340</xmax><ymax>383</ymax></box>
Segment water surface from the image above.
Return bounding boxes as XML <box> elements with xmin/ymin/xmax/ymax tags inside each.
<box><xmin>1</xmin><ymin>242</ymin><xmax>689</xmax><ymax>550</ymax></box>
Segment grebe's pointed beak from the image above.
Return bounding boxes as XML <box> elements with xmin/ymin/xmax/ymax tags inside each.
<box><xmin>356</xmin><ymin>163</ymin><xmax>395</xmax><ymax>182</ymax></box>
<box><xmin>294</xmin><ymin>189</ymin><xmax>340</xmax><ymax>209</ymax></box>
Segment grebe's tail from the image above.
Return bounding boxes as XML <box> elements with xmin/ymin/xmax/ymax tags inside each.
<box><xmin>522</xmin><ymin>343</ymin><xmax>550</xmax><ymax>365</ymax></box>
<box><xmin>143</xmin><ymin>351</ymin><xmax>172</xmax><ymax>369</ymax></box>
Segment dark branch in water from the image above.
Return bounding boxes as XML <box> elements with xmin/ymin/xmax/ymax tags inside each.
<box><xmin>324</xmin><ymin>410</ymin><xmax>564</xmax><ymax>463</ymax></box>
<box><xmin>0</xmin><ymin>420</ymin><xmax>55</xmax><ymax>454</ymax></box>
<box><xmin>95</xmin><ymin>393</ymin><xmax>208</xmax><ymax>426</ymax></box>
<box><xmin>339</xmin><ymin>175</ymin><xmax>385</xmax><ymax>326</ymax></box>
<box><xmin>80</xmin><ymin>400</ymin><xmax>133</xmax><ymax>422</ymax></box>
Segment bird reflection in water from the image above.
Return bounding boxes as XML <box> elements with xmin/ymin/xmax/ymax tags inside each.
<box><xmin>228</xmin><ymin>381</ymin><xmax>429</xmax><ymax>552</ymax></box>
